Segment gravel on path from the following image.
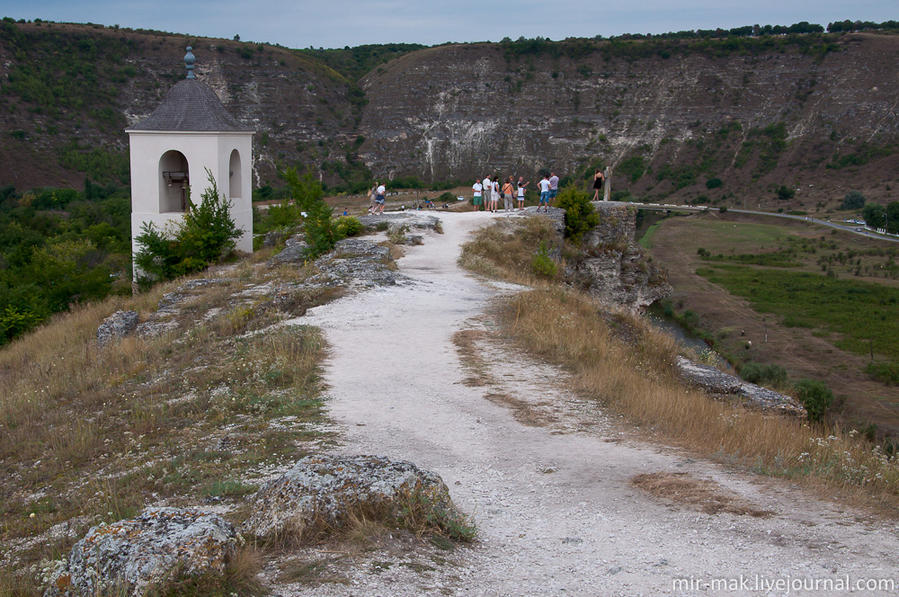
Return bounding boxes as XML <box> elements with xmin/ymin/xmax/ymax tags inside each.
<box><xmin>282</xmin><ymin>211</ymin><xmax>898</xmax><ymax>596</ymax></box>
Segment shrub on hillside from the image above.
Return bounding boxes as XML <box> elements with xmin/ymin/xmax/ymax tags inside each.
<box><xmin>776</xmin><ymin>185</ymin><xmax>795</xmax><ymax>200</ymax></box>
<box><xmin>840</xmin><ymin>190</ymin><xmax>866</xmax><ymax>210</ymax></box>
<box><xmin>865</xmin><ymin>361</ymin><xmax>898</xmax><ymax>385</ymax></box>
<box><xmin>705</xmin><ymin>177</ymin><xmax>723</xmax><ymax>189</ymax></box>
<box><xmin>334</xmin><ymin>216</ymin><xmax>363</xmax><ymax>238</ymax></box>
<box><xmin>281</xmin><ymin>167</ymin><xmax>336</xmax><ymax>257</ymax></box>
<box><xmin>555</xmin><ymin>186</ymin><xmax>598</xmax><ymax>243</ymax></box>
<box><xmin>794</xmin><ymin>379</ymin><xmax>834</xmax><ymax>423</ymax></box>
<box><xmin>738</xmin><ymin>361</ymin><xmax>788</xmax><ymax>387</ymax></box>
<box><xmin>531</xmin><ymin>242</ymin><xmax>558</xmax><ymax>278</ymax></box>
<box><xmin>135</xmin><ymin>171</ymin><xmax>241</xmax><ymax>286</ymax></box>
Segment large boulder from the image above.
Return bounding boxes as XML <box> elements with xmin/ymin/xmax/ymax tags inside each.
<box><xmin>243</xmin><ymin>455</ymin><xmax>456</xmax><ymax>540</ymax></box>
<box><xmin>45</xmin><ymin>508</ymin><xmax>240</xmax><ymax>596</ymax></box>
<box><xmin>96</xmin><ymin>311</ymin><xmax>139</xmax><ymax>347</ymax></box>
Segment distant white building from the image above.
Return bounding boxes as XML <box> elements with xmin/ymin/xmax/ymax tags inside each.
<box><xmin>126</xmin><ymin>46</ymin><xmax>254</xmax><ymax>272</ymax></box>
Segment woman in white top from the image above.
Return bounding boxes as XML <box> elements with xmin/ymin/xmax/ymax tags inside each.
<box><xmin>490</xmin><ymin>177</ymin><xmax>500</xmax><ymax>213</ymax></box>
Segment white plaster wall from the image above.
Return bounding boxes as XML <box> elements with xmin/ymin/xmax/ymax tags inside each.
<box><xmin>127</xmin><ymin>130</ymin><xmax>254</xmax><ymax>257</ymax></box>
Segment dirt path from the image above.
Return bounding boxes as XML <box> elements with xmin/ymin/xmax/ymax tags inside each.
<box><xmin>288</xmin><ymin>212</ymin><xmax>897</xmax><ymax>596</ymax></box>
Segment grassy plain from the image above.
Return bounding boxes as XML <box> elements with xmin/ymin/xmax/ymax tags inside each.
<box><xmin>644</xmin><ymin>213</ymin><xmax>899</xmax><ymax>438</ymax></box>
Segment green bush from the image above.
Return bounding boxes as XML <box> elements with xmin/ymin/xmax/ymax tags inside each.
<box><xmin>865</xmin><ymin>361</ymin><xmax>899</xmax><ymax>385</ymax></box>
<box><xmin>794</xmin><ymin>379</ymin><xmax>834</xmax><ymax>423</ymax></box>
<box><xmin>705</xmin><ymin>177</ymin><xmax>723</xmax><ymax>189</ymax></box>
<box><xmin>531</xmin><ymin>242</ymin><xmax>558</xmax><ymax>278</ymax></box>
<box><xmin>617</xmin><ymin>156</ymin><xmax>646</xmax><ymax>182</ymax></box>
<box><xmin>555</xmin><ymin>186</ymin><xmax>598</xmax><ymax>243</ymax></box>
<box><xmin>840</xmin><ymin>191</ymin><xmax>866</xmax><ymax>210</ymax></box>
<box><xmin>280</xmin><ymin>167</ymin><xmax>336</xmax><ymax>258</ymax></box>
<box><xmin>739</xmin><ymin>361</ymin><xmax>788</xmax><ymax>387</ymax></box>
<box><xmin>776</xmin><ymin>185</ymin><xmax>795</xmax><ymax>200</ymax></box>
<box><xmin>135</xmin><ymin>171</ymin><xmax>241</xmax><ymax>285</ymax></box>
<box><xmin>334</xmin><ymin>216</ymin><xmax>363</xmax><ymax>238</ymax></box>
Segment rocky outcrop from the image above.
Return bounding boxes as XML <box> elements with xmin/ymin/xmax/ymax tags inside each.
<box><xmin>243</xmin><ymin>455</ymin><xmax>458</xmax><ymax>539</ymax></box>
<box><xmin>45</xmin><ymin>508</ymin><xmax>240</xmax><ymax>596</ymax></box>
<box><xmin>676</xmin><ymin>356</ymin><xmax>807</xmax><ymax>417</ymax></box>
<box><xmin>96</xmin><ymin>310</ymin><xmax>139</xmax><ymax>347</ymax></box>
<box><xmin>357</xmin><ymin>213</ymin><xmax>442</xmax><ymax>234</ymax></box>
<box><xmin>564</xmin><ymin>202</ymin><xmax>671</xmax><ymax>310</ymax></box>
<box><xmin>305</xmin><ymin>238</ymin><xmax>403</xmax><ymax>289</ymax></box>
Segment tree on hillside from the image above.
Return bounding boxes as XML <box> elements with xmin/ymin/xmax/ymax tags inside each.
<box><xmin>862</xmin><ymin>203</ymin><xmax>885</xmax><ymax>229</ymax></box>
<box><xmin>840</xmin><ymin>191</ymin><xmax>865</xmax><ymax>210</ymax></box>
<box><xmin>280</xmin><ymin>166</ymin><xmax>338</xmax><ymax>257</ymax></box>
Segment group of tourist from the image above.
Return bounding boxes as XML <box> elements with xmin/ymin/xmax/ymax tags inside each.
<box><xmin>473</xmin><ymin>171</ymin><xmax>562</xmax><ymax>213</ymax></box>
<box><xmin>365</xmin><ymin>167</ymin><xmax>606</xmax><ymax>215</ymax></box>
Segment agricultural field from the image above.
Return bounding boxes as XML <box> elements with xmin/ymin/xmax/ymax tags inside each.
<box><xmin>644</xmin><ymin>213</ymin><xmax>899</xmax><ymax>439</ymax></box>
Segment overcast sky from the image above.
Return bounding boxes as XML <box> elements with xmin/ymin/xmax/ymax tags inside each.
<box><xmin>1</xmin><ymin>0</ymin><xmax>895</xmax><ymax>48</ymax></box>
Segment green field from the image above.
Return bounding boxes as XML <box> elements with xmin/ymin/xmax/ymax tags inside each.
<box><xmin>697</xmin><ymin>264</ymin><xmax>899</xmax><ymax>361</ymax></box>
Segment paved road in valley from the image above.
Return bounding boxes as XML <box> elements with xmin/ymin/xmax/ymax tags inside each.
<box><xmin>612</xmin><ymin>201</ymin><xmax>899</xmax><ymax>243</ymax></box>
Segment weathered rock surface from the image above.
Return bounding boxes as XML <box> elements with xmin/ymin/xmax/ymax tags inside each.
<box><xmin>357</xmin><ymin>213</ymin><xmax>442</xmax><ymax>234</ymax></box>
<box><xmin>270</xmin><ymin>239</ymin><xmax>310</xmax><ymax>265</ymax></box>
<box><xmin>136</xmin><ymin>278</ymin><xmax>233</xmax><ymax>338</ymax></box>
<box><xmin>564</xmin><ymin>202</ymin><xmax>671</xmax><ymax>310</ymax></box>
<box><xmin>96</xmin><ymin>310</ymin><xmax>139</xmax><ymax>347</ymax></box>
<box><xmin>306</xmin><ymin>238</ymin><xmax>402</xmax><ymax>289</ymax></box>
<box><xmin>45</xmin><ymin>508</ymin><xmax>239</xmax><ymax>596</ymax></box>
<box><xmin>676</xmin><ymin>356</ymin><xmax>806</xmax><ymax>416</ymax></box>
<box><xmin>243</xmin><ymin>455</ymin><xmax>454</xmax><ymax>539</ymax></box>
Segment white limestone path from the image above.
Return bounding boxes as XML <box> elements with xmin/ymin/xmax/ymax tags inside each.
<box><xmin>289</xmin><ymin>211</ymin><xmax>897</xmax><ymax>596</ymax></box>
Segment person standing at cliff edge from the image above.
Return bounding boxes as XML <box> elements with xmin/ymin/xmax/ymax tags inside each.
<box><xmin>516</xmin><ymin>177</ymin><xmax>529</xmax><ymax>210</ymax></box>
<box><xmin>592</xmin><ymin>169</ymin><xmax>605</xmax><ymax>201</ymax></box>
<box><xmin>482</xmin><ymin>174</ymin><xmax>493</xmax><ymax>213</ymax></box>
<box><xmin>538</xmin><ymin>174</ymin><xmax>551</xmax><ymax>212</ymax></box>
<box><xmin>502</xmin><ymin>177</ymin><xmax>515</xmax><ymax>212</ymax></box>
<box><xmin>548</xmin><ymin>171</ymin><xmax>559</xmax><ymax>203</ymax></box>
<box><xmin>472</xmin><ymin>178</ymin><xmax>483</xmax><ymax>211</ymax></box>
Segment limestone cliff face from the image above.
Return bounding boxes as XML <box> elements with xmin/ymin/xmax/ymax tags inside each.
<box><xmin>564</xmin><ymin>203</ymin><xmax>670</xmax><ymax>310</ymax></box>
<box><xmin>357</xmin><ymin>34</ymin><xmax>898</xmax><ymax>205</ymax></box>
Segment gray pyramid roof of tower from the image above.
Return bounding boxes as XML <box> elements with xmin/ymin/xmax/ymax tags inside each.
<box><xmin>130</xmin><ymin>78</ymin><xmax>253</xmax><ymax>132</ymax></box>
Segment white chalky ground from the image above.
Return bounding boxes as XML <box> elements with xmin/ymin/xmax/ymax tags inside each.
<box><xmin>282</xmin><ymin>211</ymin><xmax>897</xmax><ymax>596</ymax></box>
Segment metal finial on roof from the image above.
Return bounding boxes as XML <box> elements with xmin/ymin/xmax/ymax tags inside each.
<box><xmin>184</xmin><ymin>46</ymin><xmax>196</xmax><ymax>79</ymax></box>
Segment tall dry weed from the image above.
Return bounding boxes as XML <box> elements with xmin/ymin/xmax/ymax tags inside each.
<box><xmin>503</xmin><ymin>288</ymin><xmax>898</xmax><ymax>508</ymax></box>
<box><xmin>462</xmin><ymin>219</ymin><xmax>899</xmax><ymax>511</ymax></box>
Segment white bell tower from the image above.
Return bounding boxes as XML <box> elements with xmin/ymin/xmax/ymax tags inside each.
<box><xmin>126</xmin><ymin>46</ymin><xmax>254</xmax><ymax>268</ymax></box>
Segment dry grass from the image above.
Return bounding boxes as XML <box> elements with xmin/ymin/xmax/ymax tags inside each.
<box><xmin>461</xmin><ymin>219</ymin><xmax>899</xmax><ymax>515</ymax></box>
<box><xmin>0</xmin><ymin>257</ymin><xmax>337</xmax><ymax>588</ymax></box>
<box><xmin>262</xmin><ymin>488</ymin><xmax>476</xmax><ymax>552</ymax></box>
<box><xmin>457</xmin><ymin>215</ymin><xmax>562</xmax><ymax>286</ymax></box>
<box><xmin>632</xmin><ymin>472</ymin><xmax>774</xmax><ymax>517</ymax></box>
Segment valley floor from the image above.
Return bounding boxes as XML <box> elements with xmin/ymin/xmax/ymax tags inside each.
<box><xmin>275</xmin><ymin>211</ymin><xmax>897</xmax><ymax>596</ymax></box>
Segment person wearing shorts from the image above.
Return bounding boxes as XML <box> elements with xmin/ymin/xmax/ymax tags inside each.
<box><xmin>549</xmin><ymin>171</ymin><xmax>559</xmax><ymax>202</ymax></box>
<box><xmin>472</xmin><ymin>179</ymin><xmax>483</xmax><ymax>210</ymax></box>
<box><xmin>516</xmin><ymin>177</ymin><xmax>528</xmax><ymax>210</ymax></box>
<box><xmin>538</xmin><ymin>175</ymin><xmax>551</xmax><ymax>212</ymax></box>
<box><xmin>375</xmin><ymin>182</ymin><xmax>386</xmax><ymax>214</ymax></box>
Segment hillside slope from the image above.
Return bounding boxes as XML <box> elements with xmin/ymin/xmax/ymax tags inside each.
<box><xmin>0</xmin><ymin>21</ymin><xmax>897</xmax><ymax>209</ymax></box>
